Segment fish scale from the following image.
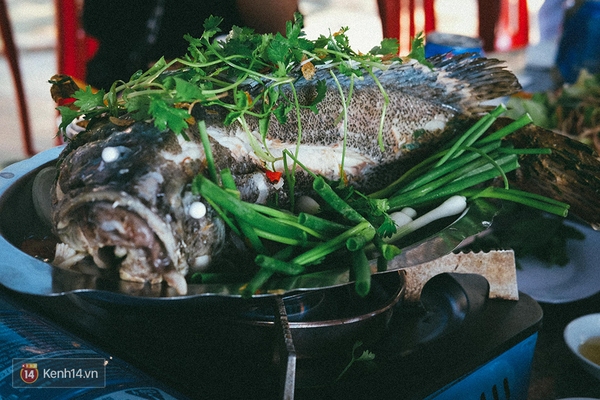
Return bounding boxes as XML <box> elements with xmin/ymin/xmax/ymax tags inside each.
<box><xmin>248</xmin><ymin>54</ymin><xmax>521</xmax><ymax>163</ymax></box>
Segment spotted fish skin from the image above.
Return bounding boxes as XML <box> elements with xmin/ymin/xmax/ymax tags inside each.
<box><xmin>263</xmin><ymin>55</ymin><xmax>520</xmax><ymax>157</ymax></box>
<box><xmin>206</xmin><ymin>53</ymin><xmax>521</xmax><ymax>190</ymax></box>
<box><xmin>50</xmin><ymin>54</ymin><xmax>522</xmax><ymax>294</ymax></box>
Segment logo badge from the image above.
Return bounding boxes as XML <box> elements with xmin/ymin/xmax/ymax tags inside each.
<box><xmin>20</xmin><ymin>363</ymin><xmax>39</xmax><ymax>384</ymax></box>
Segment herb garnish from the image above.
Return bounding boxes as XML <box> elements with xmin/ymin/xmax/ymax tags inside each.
<box><xmin>337</xmin><ymin>341</ymin><xmax>376</xmax><ymax>382</ymax></box>
<box><xmin>55</xmin><ymin>13</ymin><xmax>400</xmax><ymax>149</ymax></box>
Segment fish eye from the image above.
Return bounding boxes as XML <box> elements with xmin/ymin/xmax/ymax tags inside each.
<box><xmin>102</xmin><ymin>147</ymin><xmax>120</xmax><ymax>163</ymax></box>
<box><xmin>189</xmin><ymin>201</ymin><xmax>207</xmax><ymax>219</ymax></box>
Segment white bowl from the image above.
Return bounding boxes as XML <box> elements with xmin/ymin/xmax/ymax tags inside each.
<box><xmin>564</xmin><ymin>313</ymin><xmax>600</xmax><ymax>380</ymax></box>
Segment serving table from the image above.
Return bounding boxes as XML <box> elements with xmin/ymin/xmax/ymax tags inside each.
<box><xmin>528</xmin><ymin>291</ymin><xmax>600</xmax><ymax>399</ymax></box>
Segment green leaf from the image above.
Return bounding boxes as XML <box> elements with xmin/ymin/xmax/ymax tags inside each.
<box><xmin>224</xmin><ymin>26</ymin><xmax>261</xmax><ymax>60</ymax></box>
<box><xmin>336</xmin><ymin>341</ymin><xmax>376</xmax><ymax>381</ymax></box>
<box><xmin>338</xmin><ymin>62</ymin><xmax>361</xmax><ymax>77</ymax></box>
<box><xmin>369</xmin><ymin>197</ymin><xmax>390</xmax><ymax>215</ymax></box>
<box><xmin>273</xmin><ymin>102</ymin><xmax>292</xmax><ymax>124</ymax></box>
<box><xmin>173</xmin><ymin>77</ymin><xmax>206</xmax><ymax>102</ymax></box>
<box><xmin>357</xmin><ymin>350</ymin><xmax>376</xmax><ymax>362</ymax></box>
<box><xmin>305</xmin><ymin>80</ymin><xmax>327</xmax><ymax>113</ymax></box>
<box><xmin>286</xmin><ymin>14</ymin><xmax>314</xmax><ymax>56</ymax></box>
<box><xmin>73</xmin><ymin>86</ymin><xmax>106</xmax><ymax>111</ymax></box>
<box><xmin>184</xmin><ymin>34</ymin><xmax>207</xmax><ymax>62</ymax></box>
<box><xmin>370</xmin><ymin>38</ymin><xmax>400</xmax><ymax>56</ymax></box>
<box><xmin>377</xmin><ymin>215</ymin><xmax>397</xmax><ymax>238</ymax></box>
<box><xmin>56</xmin><ymin>106</ymin><xmax>83</xmax><ymax>131</ymax></box>
<box><xmin>313</xmin><ymin>34</ymin><xmax>331</xmax><ymax>50</ymax></box>
<box><xmin>258</xmin><ymin>117</ymin><xmax>270</xmax><ymax>138</ymax></box>
<box><xmin>234</xmin><ymin>90</ymin><xmax>250</xmax><ymax>109</ymax></box>
<box><xmin>333</xmin><ymin>29</ymin><xmax>352</xmax><ymax>52</ymax></box>
<box><xmin>286</xmin><ymin>13</ymin><xmax>304</xmax><ymax>42</ymax></box>
<box><xmin>224</xmin><ymin>110</ymin><xmax>244</xmax><ymax>126</ymax></box>
<box><xmin>254</xmin><ymin>33</ymin><xmax>274</xmax><ymax>61</ymax></box>
<box><xmin>148</xmin><ymin>96</ymin><xmax>190</xmax><ymax>133</ymax></box>
<box><xmin>125</xmin><ymin>95</ymin><xmax>152</xmax><ymax>120</ymax></box>
<box><xmin>296</xmin><ymin>37</ymin><xmax>315</xmax><ymax>53</ymax></box>
<box><xmin>267</xmin><ymin>34</ymin><xmax>292</xmax><ymax>75</ymax></box>
<box><xmin>408</xmin><ymin>32</ymin><xmax>433</xmax><ymax>68</ymax></box>
<box><xmin>265</xmin><ymin>88</ymin><xmax>280</xmax><ymax>111</ymax></box>
<box><xmin>202</xmin><ymin>15</ymin><xmax>224</xmax><ymax>40</ymax></box>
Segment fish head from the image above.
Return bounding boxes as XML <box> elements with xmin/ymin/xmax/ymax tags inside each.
<box><xmin>51</xmin><ymin>120</ymin><xmax>226</xmax><ymax>295</ymax></box>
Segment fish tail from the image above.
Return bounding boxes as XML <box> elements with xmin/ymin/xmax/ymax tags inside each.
<box><xmin>427</xmin><ymin>53</ymin><xmax>523</xmax><ymax>113</ymax></box>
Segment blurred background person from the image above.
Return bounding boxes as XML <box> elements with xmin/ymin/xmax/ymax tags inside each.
<box><xmin>477</xmin><ymin>0</ymin><xmax>501</xmax><ymax>52</ymax></box>
<box><xmin>82</xmin><ymin>0</ymin><xmax>299</xmax><ymax>90</ymax></box>
<box><xmin>537</xmin><ymin>0</ymin><xmax>569</xmax><ymax>43</ymax></box>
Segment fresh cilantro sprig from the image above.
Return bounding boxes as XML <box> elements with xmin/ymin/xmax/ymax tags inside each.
<box><xmin>54</xmin><ymin>13</ymin><xmax>403</xmax><ymax>143</ymax></box>
<box><xmin>336</xmin><ymin>341</ymin><xmax>376</xmax><ymax>382</ymax></box>
<box><xmin>407</xmin><ymin>32</ymin><xmax>433</xmax><ymax>68</ymax></box>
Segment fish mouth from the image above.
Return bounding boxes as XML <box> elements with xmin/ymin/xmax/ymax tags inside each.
<box><xmin>73</xmin><ymin>202</ymin><xmax>170</xmax><ymax>273</ymax></box>
<box><xmin>53</xmin><ymin>190</ymin><xmax>187</xmax><ymax>292</ymax></box>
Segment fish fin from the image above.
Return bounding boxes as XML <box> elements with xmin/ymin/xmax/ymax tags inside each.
<box><xmin>427</xmin><ymin>53</ymin><xmax>523</xmax><ymax>113</ymax></box>
<box><xmin>503</xmin><ymin>120</ymin><xmax>600</xmax><ymax>229</ymax></box>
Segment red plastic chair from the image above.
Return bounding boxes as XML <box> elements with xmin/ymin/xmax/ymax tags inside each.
<box><xmin>0</xmin><ymin>0</ymin><xmax>35</xmax><ymax>156</ymax></box>
<box><xmin>55</xmin><ymin>0</ymin><xmax>98</xmax><ymax>83</ymax></box>
<box><xmin>0</xmin><ymin>0</ymin><xmax>99</xmax><ymax>156</ymax></box>
<box><xmin>377</xmin><ymin>0</ymin><xmax>436</xmax><ymax>52</ymax></box>
<box><xmin>376</xmin><ymin>0</ymin><xmax>528</xmax><ymax>53</ymax></box>
<box><xmin>495</xmin><ymin>0</ymin><xmax>529</xmax><ymax>51</ymax></box>
<box><xmin>54</xmin><ymin>0</ymin><xmax>98</xmax><ymax>146</ymax></box>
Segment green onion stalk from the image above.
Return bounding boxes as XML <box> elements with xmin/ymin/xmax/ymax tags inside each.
<box><xmin>190</xmin><ymin>104</ymin><xmax>570</xmax><ymax>297</ymax></box>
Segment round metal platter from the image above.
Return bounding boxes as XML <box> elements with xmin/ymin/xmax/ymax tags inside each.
<box><xmin>0</xmin><ymin>147</ymin><xmax>498</xmax><ymax>303</ymax></box>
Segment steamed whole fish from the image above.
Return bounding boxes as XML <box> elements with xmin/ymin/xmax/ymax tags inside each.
<box><xmin>48</xmin><ymin>53</ymin><xmax>596</xmax><ymax>295</ymax></box>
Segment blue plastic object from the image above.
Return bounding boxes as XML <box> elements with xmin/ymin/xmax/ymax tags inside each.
<box><xmin>425</xmin><ymin>32</ymin><xmax>484</xmax><ymax>58</ymax></box>
<box><xmin>556</xmin><ymin>0</ymin><xmax>600</xmax><ymax>83</ymax></box>
<box><xmin>426</xmin><ymin>333</ymin><xmax>538</xmax><ymax>400</ymax></box>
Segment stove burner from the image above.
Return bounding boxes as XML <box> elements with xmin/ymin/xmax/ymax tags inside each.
<box><xmin>238</xmin><ymin>290</ymin><xmax>327</xmax><ymax>322</ymax></box>
<box><xmin>234</xmin><ymin>271</ymin><xmax>404</xmax><ymax>360</ymax></box>
<box><xmin>239</xmin><ymin>271</ymin><xmax>403</xmax><ymax>324</ymax></box>
<box><xmin>2</xmin><ymin>268</ymin><xmax>542</xmax><ymax>400</ymax></box>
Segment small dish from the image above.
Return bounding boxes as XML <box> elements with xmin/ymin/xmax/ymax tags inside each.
<box><xmin>557</xmin><ymin>398</ymin><xmax>600</xmax><ymax>400</ymax></box>
<box><xmin>564</xmin><ymin>313</ymin><xmax>600</xmax><ymax>380</ymax></box>
<box><xmin>516</xmin><ymin>218</ymin><xmax>600</xmax><ymax>304</ymax></box>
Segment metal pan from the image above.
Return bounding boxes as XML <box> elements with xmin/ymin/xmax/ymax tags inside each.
<box><xmin>0</xmin><ymin>147</ymin><xmax>498</xmax><ymax>303</ymax></box>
